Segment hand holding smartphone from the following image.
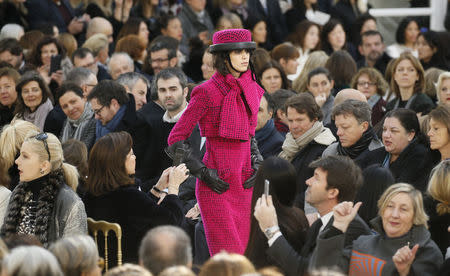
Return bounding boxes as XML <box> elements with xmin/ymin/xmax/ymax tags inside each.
<box><xmin>264</xmin><ymin>179</ymin><xmax>270</xmax><ymax>197</ymax></box>
<box><xmin>49</xmin><ymin>55</ymin><xmax>62</xmax><ymax>76</ymax></box>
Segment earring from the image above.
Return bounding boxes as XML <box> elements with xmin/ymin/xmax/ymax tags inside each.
<box><xmin>40</xmin><ymin>169</ymin><xmax>45</xmax><ymax>174</ymax></box>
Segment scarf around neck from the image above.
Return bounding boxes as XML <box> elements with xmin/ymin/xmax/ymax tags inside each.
<box><xmin>337</xmin><ymin>127</ymin><xmax>375</xmax><ymax>159</ymax></box>
<box><xmin>23</xmin><ymin>98</ymin><xmax>53</xmax><ymax>131</ymax></box>
<box><xmin>95</xmin><ymin>105</ymin><xmax>127</xmax><ymax>140</ymax></box>
<box><xmin>61</xmin><ymin>102</ymin><xmax>94</xmax><ymax>142</ymax></box>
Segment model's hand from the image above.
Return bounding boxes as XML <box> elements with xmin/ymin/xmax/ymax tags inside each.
<box><xmin>393</xmin><ymin>244</ymin><xmax>419</xmax><ymax>276</ymax></box>
<box><xmin>200</xmin><ymin>168</ymin><xmax>229</xmax><ymax>194</ymax></box>
<box><xmin>332</xmin><ymin>201</ymin><xmax>361</xmax><ymax>233</ymax></box>
<box><xmin>254</xmin><ymin>195</ymin><xmax>278</xmax><ymax>232</ymax></box>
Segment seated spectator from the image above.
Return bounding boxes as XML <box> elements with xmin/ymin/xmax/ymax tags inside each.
<box><xmin>117</xmin><ymin>72</ymin><xmax>149</xmax><ymax>111</ymax></box>
<box><xmin>0</xmin><ymin>120</ymin><xmax>40</xmax><ymax>190</ymax></box>
<box><xmin>321</xmin><ymin>19</ymin><xmax>357</xmax><ymax>60</ymax></box>
<box><xmin>142</xmin><ymin>35</ymin><xmax>180</xmax><ymax>78</ymax></box>
<box><xmin>82</xmin><ymin>34</ymin><xmax>110</xmax><ymax>69</ymax></box>
<box><xmin>417</xmin><ymin>30</ymin><xmax>449</xmax><ymax>71</ymax></box>
<box><xmin>198</xmin><ymin>252</ymin><xmax>256</xmax><ymax>276</ymax></box>
<box><xmin>57</xmin><ymin>33</ymin><xmax>77</xmax><ymax>61</ymax></box>
<box><xmin>208</xmin><ymin>0</ymin><xmax>249</xmax><ymax>28</ymax></box>
<box><xmin>437</xmin><ymin>71</ymin><xmax>450</xmax><ymax>107</ymax></box>
<box><xmin>117</xmin><ymin>18</ymin><xmax>150</xmax><ymax>48</ymax></box>
<box><xmin>279</xmin><ymin>93</ymin><xmax>336</xmax><ymax>208</ymax></box>
<box><xmin>325</xmin><ymin>50</ymin><xmax>357</xmax><ymax>93</ymax></box>
<box><xmin>245</xmin><ymin>16</ymin><xmax>268</xmax><ymax>50</ymax></box>
<box><xmin>58</xmin><ymin>83</ymin><xmax>96</xmax><ymax>149</ymax></box>
<box><xmin>270</xmin><ymin>89</ymin><xmax>296</xmax><ymax>134</ymax></box>
<box><xmin>312</xmin><ymin>183</ymin><xmax>443</xmax><ymax>276</ymax></box>
<box><xmin>245</xmin><ymin>157</ymin><xmax>309</xmax><ymax>269</ymax></box>
<box><xmin>292</xmin><ymin>50</ymin><xmax>329</xmax><ymax>94</ymax></box>
<box><xmin>0</xmin><ymin>24</ymin><xmax>24</xmax><ymax>41</ymax></box>
<box><xmin>159</xmin><ymin>266</ymin><xmax>195</xmax><ymax>276</ymax></box>
<box><xmin>329</xmin><ymin>0</ymin><xmax>368</xmax><ymax>44</ymax></box>
<box><xmin>359</xmin><ymin>108</ymin><xmax>432</xmax><ymax>191</ymax></box>
<box><xmin>200</xmin><ymin>49</ymin><xmax>215</xmax><ymax>81</ymax></box>
<box><xmin>386</xmin><ymin>17</ymin><xmax>420</xmax><ymax>59</ymax></box>
<box><xmin>13</xmin><ymin>72</ymin><xmax>54</xmax><ymax>131</ymax></box>
<box><xmin>351</xmin><ymin>13</ymin><xmax>377</xmax><ymax>47</ymax></box>
<box><xmin>0</xmin><ymin>38</ymin><xmax>25</xmax><ymax>72</ymax></box>
<box><xmin>255</xmin><ymin>92</ymin><xmax>284</xmax><ymax>158</ymax></box>
<box><xmin>62</xmin><ymin>139</ymin><xmax>88</xmax><ymax>196</ymax></box>
<box><xmin>215</xmin><ymin>13</ymin><xmax>243</xmax><ymax>31</ymax></box>
<box><xmin>427</xmin><ymin>105</ymin><xmax>450</xmax><ymax>161</ymax></box>
<box><xmin>386</xmin><ymin>52</ymin><xmax>435</xmax><ymax>115</ymax></box>
<box><xmin>86</xmin><ymin>17</ymin><xmax>114</xmax><ymax>45</ymax></box>
<box><xmin>258</xmin><ymin>60</ymin><xmax>290</xmax><ymax>94</ymax></box>
<box><xmin>108</xmin><ymin>52</ymin><xmax>135</xmax><ymax>80</ymax></box>
<box><xmin>72</xmin><ymin>47</ymin><xmax>111</xmax><ymax>82</ymax></box>
<box><xmin>0</xmin><ymin>67</ymin><xmax>20</xmax><ymax>128</ymax></box>
<box><xmin>159</xmin><ymin>15</ymin><xmax>185</xmax><ymax>54</ymax></box>
<box><xmin>84</xmin><ymin>132</ymin><xmax>187</xmax><ymax>264</ymax></box>
<box><xmin>104</xmin><ymin>264</ymin><xmax>152</xmax><ymax>276</ymax></box>
<box><xmin>1</xmin><ymin>131</ymin><xmax>87</xmax><ymax>246</ymax></box>
<box><xmin>19</xmin><ymin>31</ymin><xmax>45</xmax><ymax>60</ymax></box>
<box><xmin>351</xmin><ymin>67</ymin><xmax>388</xmax><ymax>126</ymax></box>
<box><xmin>306</xmin><ymin>67</ymin><xmax>335</xmax><ymax>125</ymax></box>
<box><xmin>356</xmin><ymin>30</ymin><xmax>392</xmax><ymax>75</ymax></box>
<box><xmin>271</xmin><ymin>43</ymin><xmax>300</xmax><ymax>78</ymax></box>
<box><xmin>49</xmin><ymin>235</ymin><xmax>101</xmax><ymax>276</ymax></box>
<box><xmin>139</xmin><ymin>225</ymin><xmax>192</xmax><ymax>275</ymax></box>
<box><xmin>424</xmin><ymin>68</ymin><xmax>444</xmax><ymax>103</ymax></box>
<box><xmin>65</xmin><ymin>67</ymin><xmax>98</xmax><ymax>99</ymax></box>
<box><xmin>323</xmin><ymin>99</ymin><xmax>382</xmax><ymax>160</ymax></box>
<box><xmin>115</xmin><ymin>35</ymin><xmax>147</xmax><ymax>71</ymax></box>
<box><xmin>2</xmin><ymin>246</ymin><xmax>64</xmax><ymax>276</ymax></box>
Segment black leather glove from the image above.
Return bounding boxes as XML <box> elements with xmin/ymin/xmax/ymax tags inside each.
<box><xmin>243</xmin><ymin>137</ymin><xmax>263</xmax><ymax>189</ymax></box>
<box><xmin>166</xmin><ymin>140</ymin><xmax>230</xmax><ymax>194</ymax></box>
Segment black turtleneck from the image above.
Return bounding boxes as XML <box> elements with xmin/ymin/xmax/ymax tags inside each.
<box><xmin>26</xmin><ymin>173</ymin><xmax>49</xmax><ymax>201</ymax></box>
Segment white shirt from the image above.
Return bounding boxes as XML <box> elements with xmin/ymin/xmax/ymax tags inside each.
<box><xmin>319</xmin><ymin>211</ymin><xmax>333</xmax><ymax>233</ymax></box>
<box><xmin>162</xmin><ymin>104</ymin><xmax>188</xmax><ymax>123</ymax></box>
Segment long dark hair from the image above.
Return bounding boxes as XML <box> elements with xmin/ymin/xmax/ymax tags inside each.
<box><xmin>244</xmin><ymin>157</ymin><xmax>308</xmax><ymax>269</ymax></box>
<box><xmin>30</xmin><ymin>36</ymin><xmax>65</xmax><ymax>67</ymax></box>
<box><xmin>321</xmin><ymin>19</ymin><xmax>347</xmax><ymax>55</ymax></box>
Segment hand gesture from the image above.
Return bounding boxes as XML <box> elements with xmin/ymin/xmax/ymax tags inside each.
<box><xmin>67</xmin><ymin>18</ymin><xmax>84</xmax><ymax>35</ymax></box>
<box><xmin>156</xmin><ymin>167</ymin><xmax>173</xmax><ymax>190</ymax></box>
<box><xmin>315</xmin><ymin>93</ymin><xmax>327</xmax><ymax>107</ymax></box>
<box><xmin>50</xmin><ymin>70</ymin><xmax>63</xmax><ymax>86</ymax></box>
<box><xmin>186</xmin><ymin>203</ymin><xmax>201</xmax><ymax>219</ymax></box>
<box><xmin>254</xmin><ymin>195</ymin><xmax>278</xmax><ymax>233</ymax></box>
<box><xmin>38</xmin><ymin>65</ymin><xmax>51</xmax><ymax>84</ymax></box>
<box><xmin>332</xmin><ymin>201</ymin><xmax>362</xmax><ymax>233</ymax></box>
<box><xmin>168</xmin><ymin>163</ymin><xmax>189</xmax><ymax>194</ymax></box>
<box><xmin>393</xmin><ymin>244</ymin><xmax>419</xmax><ymax>276</ymax></box>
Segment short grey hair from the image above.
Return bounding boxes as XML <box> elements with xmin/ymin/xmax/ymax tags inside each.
<box><xmin>2</xmin><ymin>246</ymin><xmax>64</xmax><ymax>276</ymax></box>
<box><xmin>139</xmin><ymin>226</ymin><xmax>192</xmax><ymax>275</ymax></box>
<box><xmin>66</xmin><ymin>67</ymin><xmax>96</xmax><ymax>87</ymax></box>
<box><xmin>0</xmin><ymin>24</ymin><xmax>24</xmax><ymax>40</ymax></box>
<box><xmin>108</xmin><ymin>52</ymin><xmax>134</xmax><ymax>74</ymax></box>
<box><xmin>48</xmin><ymin>235</ymin><xmax>98</xmax><ymax>276</ymax></box>
<box><xmin>332</xmin><ymin>99</ymin><xmax>372</xmax><ymax>126</ymax></box>
<box><xmin>117</xmin><ymin>72</ymin><xmax>150</xmax><ymax>91</ymax></box>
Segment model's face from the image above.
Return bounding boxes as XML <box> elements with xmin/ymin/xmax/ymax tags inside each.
<box><xmin>417</xmin><ymin>35</ymin><xmax>435</xmax><ymax>63</ymax></box>
<box><xmin>163</xmin><ymin>18</ymin><xmax>183</xmax><ymax>41</ymax></box>
<box><xmin>252</xmin><ymin>21</ymin><xmax>267</xmax><ymax>44</ymax></box>
<box><xmin>0</xmin><ymin>50</ymin><xmax>22</xmax><ymax>69</ymax></box>
<box><xmin>335</xmin><ymin>114</ymin><xmax>367</xmax><ymax>148</ymax></box>
<box><xmin>22</xmin><ymin>81</ymin><xmax>43</xmax><ymax>112</ymax></box>
<box><xmin>360</xmin><ymin>35</ymin><xmax>384</xmax><ymax>62</ymax></box>
<box><xmin>305</xmin><ymin>168</ymin><xmax>330</xmax><ymax>208</ymax></box>
<box><xmin>360</xmin><ymin>19</ymin><xmax>377</xmax><ymax>34</ymax></box>
<box><xmin>15</xmin><ymin>141</ymin><xmax>46</xmax><ymax>182</ymax></box>
<box><xmin>201</xmin><ymin>51</ymin><xmax>215</xmax><ymax>80</ymax></box>
<box><xmin>59</xmin><ymin>91</ymin><xmax>86</xmax><ymax>120</ymax></box>
<box><xmin>228</xmin><ymin>49</ymin><xmax>250</xmax><ymax>73</ymax></box>
<box><xmin>256</xmin><ymin>96</ymin><xmax>272</xmax><ymax>131</ymax></box>
<box><xmin>356</xmin><ymin>74</ymin><xmax>377</xmax><ymax>99</ymax></box>
<box><xmin>394</xmin><ymin>59</ymin><xmax>419</xmax><ymax>90</ymax></box>
<box><xmin>130</xmin><ymin>78</ymin><xmax>147</xmax><ymax>110</ymax></box>
<box><xmin>138</xmin><ymin>22</ymin><xmax>150</xmax><ymax>45</ymax></box>
<box><xmin>382</xmin><ymin>117</ymin><xmax>414</xmax><ymax>156</ymax></box>
<box><xmin>74</xmin><ymin>53</ymin><xmax>98</xmax><ymax>75</ymax></box>
<box><xmin>428</xmin><ymin>118</ymin><xmax>450</xmax><ymax>151</ymax></box>
<box><xmin>304</xmin><ymin>25</ymin><xmax>320</xmax><ymax>50</ymax></box>
<box><xmin>157</xmin><ymin>77</ymin><xmax>187</xmax><ymax>112</ymax></box>
<box><xmin>261</xmin><ymin>68</ymin><xmax>282</xmax><ymax>94</ymax></box>
<box><xmin>287</xmin><ymin>107</ymin><xmax>315</xmax><ymax>139</ymax></box>
<box><xmin>328</xmin><ymin>24</ymin><xmax>346</xmax><ymax>50</ymax></box>
<box><xmin>307</xmin><ymin>73</ymin><xmax>333</xmax><ymax>99</ymax></box>
<box><xmin>125</xmin><ymin>149</ymin><xmax>136</xmax><ymax>175</ymax></box>
<box><xmin>382</xmin><ymin>193</ymin><xmax>414</xmax><ymax>238</ymax></box>
<box><xmin>109</xmin><ymin>56</ymin><xmax>133</xmax><ymax>80</ymax></box>
<box><xmin>0</xmin><ymin>76</ymin><xmax>18</xmax><ymax>108</ymax></box>
<box><xmin>40</xmin><ymin>43</ymin><xmax>58</xmax><ymax>66</ymax></box>
<box><xmin>439</xmin><ymin>78</ymin><xmax>450</xmax><ymax>106</ymax></box>
<box><xmin>404</xmin><ymin>21</ymin><xmax>420</xmax><ymax>45</ymax></box>
<box><xmin>90</xmin><ymin>98</ymin><xmax>116</xmax><ymax>125</ymax></box>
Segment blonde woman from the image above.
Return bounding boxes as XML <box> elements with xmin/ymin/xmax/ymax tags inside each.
<box><xmin>436</xmin><ymin>71</ymin><xmax>450</xmax><ymax>107</ymax></box>
<box><xmin>292</xmin><ymin>51</ymin><xmax>328</xmax><ymax>93</ymax></box>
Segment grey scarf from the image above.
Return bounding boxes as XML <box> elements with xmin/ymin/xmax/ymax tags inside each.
<box><xmin>60</xmin><ymin>102</ymin><xmax>94</xmax><ymax>143</ymax></box>
<box><xmin>22</xmin><ymin>98</ymin><xmax>53</xmax><ymax>131</ymax></box>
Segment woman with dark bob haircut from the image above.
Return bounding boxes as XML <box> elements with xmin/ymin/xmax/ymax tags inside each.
<box><xmin>245</xmin><ymin>157</ymin><xmax>309</xmax><ymax>270</ymax></box>
<box><xmin>321</xmin><ymin>18</ymin><xmax>357</xmax><ymax>60</ymax></box>
<box><xmin>84</xmin><ymin>131</ymin><xmax>188</xmax><ymax>264</ymax></box>
<box><xmin>257</xmin><ymin>60</ymin><xmax>290</xmax><ymax>94</ymax></box>
<box><xmin>13</xmin><ymin>72</ymin><xmax>53</xmax><ymax>131</ymax></box>
<box><xmin>416</xmin><ymin>30</ymin><xmax>449</xmax><ymax>71</ymax></box>
<box><xmin>386</xmin><ymin>17</ymin><xmax>420</xmax><ymax>58</ymax></box>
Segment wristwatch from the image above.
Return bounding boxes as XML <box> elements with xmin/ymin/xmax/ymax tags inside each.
<box><xmin>264</xmin><ymin>225</ymin><xmax>280</xmax><ymax>240</ymax></box>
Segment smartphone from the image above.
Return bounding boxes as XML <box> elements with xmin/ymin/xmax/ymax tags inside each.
<box><xmin>264</xmin><ymin>179</ymin><xmax>270</xmax><ymax>197</ymax></box>
<box><xmin>49</xmin><ymin>54</ymin><xmax>62</xmax><ymax>76</ymax></box>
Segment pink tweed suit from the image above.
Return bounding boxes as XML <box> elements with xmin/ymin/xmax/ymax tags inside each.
<box><xmin>168</xmin><ymin>70</ymin><xmax>264</xmax><ymax>255</ymax></box>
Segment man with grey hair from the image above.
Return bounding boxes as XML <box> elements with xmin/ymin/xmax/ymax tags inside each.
<box><xmin>322</xmin><ymin>99</ymin><xmax>382</xmax><ymax>160</ymax></box>
<box><xmin>66</xmin><ymin>67</ymin><xmax>98</xmax><ymax>98</ymax></box>
<box><xmin>108</xmin><ymin>52</ymin><xmax>134</xmax><ymax>80</ymax></box>
<box><xmin>117</xmin><ymin>72</ymin><xmax>149</xmax><ymax>110</ymax></box>
<box><xmin>139</xmin><ymin>226</ymin><xmax>192</xmax><ymax>275</ymax></box>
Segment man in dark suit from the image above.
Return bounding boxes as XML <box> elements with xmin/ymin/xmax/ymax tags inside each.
<box><xmin>254</xmin><ymin>155</ymin><xmax>371</xmax><ymax>276</ymax></box>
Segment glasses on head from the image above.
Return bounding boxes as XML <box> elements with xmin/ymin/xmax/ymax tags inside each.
<box><xmin>34</xmin><ymin>132</ymin><xmax>50</xmax><ymax>161</ymax></box>
<box><xmin>356</xmin><ymin>81</ymin><xmax>376</xmax><ymax>87</ymax></box>
<box><xmin>93</xmin><ymin>105</ymin><xmax>106</xmax><ymax>115</ymax></box>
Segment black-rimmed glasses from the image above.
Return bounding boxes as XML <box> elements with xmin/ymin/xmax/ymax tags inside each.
<box><xmin>34</xmin><ymin>133</ymin><xmax>51</xmax><ymax>161</ymax></box>
<box><xmin>93</xmin><ymin>105</ymin><xmax>105</xmax><ymax>115</ymax></box>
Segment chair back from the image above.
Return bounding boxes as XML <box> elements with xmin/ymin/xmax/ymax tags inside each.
<box><xmin>87</xmin><ymin>217</ymin><xmax>122</xmax><ymax>271</ymax></box>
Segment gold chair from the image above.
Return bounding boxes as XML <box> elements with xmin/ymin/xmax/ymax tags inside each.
<box><xmin>87</xmin><ymin>217</ymin><xmax>122</xmax><ymax>271</ymax></box>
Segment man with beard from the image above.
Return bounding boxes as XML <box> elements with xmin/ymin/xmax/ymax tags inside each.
<box><xmin>356</xmin><ymin>30</ymin><xmax>391</xmax><ymax>75</ymax></box>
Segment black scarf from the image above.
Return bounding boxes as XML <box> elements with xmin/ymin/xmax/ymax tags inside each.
<box><xmin>337</xmin><ymin>127</ymin><xmax>375</xmax><ymax>159</ymax></box>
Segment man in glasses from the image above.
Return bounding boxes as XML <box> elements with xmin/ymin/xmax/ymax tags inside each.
<box><xmin>148</xmin><ymin>36</ymin><xmax>180</xmax><ymax>78</ymax></box>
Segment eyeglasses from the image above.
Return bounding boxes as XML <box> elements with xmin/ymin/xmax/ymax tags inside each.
<box><xmin>34</xmin><ymin>132</ymin><xmax>50</xmax><ymax>161</ymax></box>
<box><xmin>150</xmin><ymin>57</ymin><xmax>170</xmax><ymax>64</ymax></box>
<box><xmin>356</xmin><ymin>81</ymin><xmax>376</xmax><ymax>87</ymax></box>
<box><xmin>93</xmin><ymin>105</ymin><xmax>105</xmax><ymax>115</ymax></box>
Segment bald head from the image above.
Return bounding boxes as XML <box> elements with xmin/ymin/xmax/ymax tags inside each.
<box><xmin>87</xmin><ymin>17</ymin><xmax>113</xmax><ymax>43</ymax></box>
<box><xmin>334</xmin><ymin>89</ymin><xmax>367</xmax><ymax>107</ymax></box>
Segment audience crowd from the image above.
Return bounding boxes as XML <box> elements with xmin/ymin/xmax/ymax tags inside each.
<box><xmin>0</xmin><ymin>0</ymin><xmax>449</xmax><ymax>275</ymax></box>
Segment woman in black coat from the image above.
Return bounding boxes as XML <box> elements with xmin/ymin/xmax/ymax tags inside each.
<box><xmin>83</xmin><ymin>131</ymin><xmax>188</xmax><ymax>265</ymax></box>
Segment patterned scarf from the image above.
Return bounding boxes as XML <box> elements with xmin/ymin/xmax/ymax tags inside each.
<box><xmin>95</xmin><ymin>105</ymin><xmax>126</xmax><ymax>141</ymax></box>
<box><xmin>337</xmin><ymin>127</ymin><xmax>375</xmax><ymax>159</ymax></box>
<box><xmin>61</xmin><ymin>102</ymin><xmax>94</xmax><ymax>143</ymax></box>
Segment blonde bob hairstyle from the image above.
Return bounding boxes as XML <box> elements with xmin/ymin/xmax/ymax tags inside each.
<box><xmin>198</xmin><ymin>251</ymin><xmax>255</xmax><ymax>276</ymax></box>
<box><xmin>436</xmin><ymin>71</ymin><xmax>450</xmax><ymax>103</ymax></box>
<box><xmin>427</xmin><ymin>160</ymin><xmax>450</xmax><ymax>215</ymax></box>
<box><xmin>377</xmin><ymin>183</ymin><xmax>428</xmax><ymax>228</ymax></box>
<box><xmin>0</xmin><ymin>120</ymin><xmax>40</xmax><ymax>187</ymax></box>
<box><xmin>390</xmin><ymin>52</ymin><xmax>425</xmax><ymax>98</ymax></box>
<box><xmin>23</xmin><ymin>131</ymin><xmax>78</xmax><ymax>191</ymax></box>
<box><xmin>292</xmin><ymin>51</ymin><xmax>329</xmax><ymax>94</ymax></box>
